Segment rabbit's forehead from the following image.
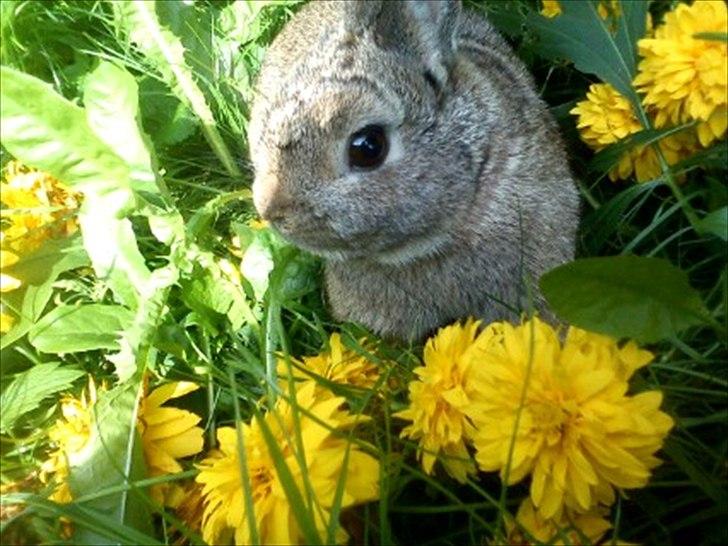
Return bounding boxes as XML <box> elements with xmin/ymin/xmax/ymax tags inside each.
<box><xmin>263</xmin><ymin>72</ymin><xmax>404</xmax><ymax>149</ymax></box>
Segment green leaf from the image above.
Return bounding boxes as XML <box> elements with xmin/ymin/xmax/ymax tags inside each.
<box><xmin>672</xmin><ymin>140</ymin><xmax>728</xmax><ymax>173</ymax></box>
<box><xmin>0</xmin><ymin>362</ymin><xmax>84</xmax><ymax>432</ymax></box>
<box><xmin>693</xmin><ymin>32</ymin><xmax>728</xmax><ymax>42</ymax></box>
<box><xmin>526</xmin><ymin>0</ymin><xmax>648</xmax><ymax>104</ymax></box>
<box><xmin>480</xmin><ymin>1</ymin><xmax>526</xmax><ymax>39</ymax></box>
<box><xmin>0</xmin><ymin>237</ymin><xmax>89</xmax><ymax>349</ymax></box>
<box><xmin>241</xmin><ymin>237</ymin><xmax>274</xmax><ymax>303</ymax></box>
<box><xmin>663</xmin><ymin>439</ymin><xmax>727</xmax><ymax>505</ymax></box>
<box><xmin>254</xmin><ymin>406</ymin><xmax>323</xmax><ymax>545</ymax></box>
<box><xmin>68</xmin><ymin>379</ymin><xmax>154</xmax><ymax>545</ymax></box>
<box><xmin>113</xmin><ymin>0</ymin><xmax>241</xmax><ymax>177</ymax></box>
<box><xmin>78</xmin><ymin>212</ymin><xmax>152</xmax><ymax>310</ymax></box>
<box><xmin>179</xmin><ymin>253</ymin><xmax>256</xmax><ymax>333</ymax></box>
<box><xmin>108</xmin><ymin>265</ymin><xmax>179</xmax><ymax>382</ymax></box>
<box><xmin>155</xmin><ymin>0</ymin><xmax>215</xmax><ymax>85</ymax></box>
<box><xmin>268</xmin><ymin>247</ymin><xmax>319</xmax><ymax>304</ymax></box>
<box><xmin>138</xmin><ymin>76</ymin><xmax>198</xmax><ymax>147</ymax></box>
<box><xmin>580</xmin><ymin>181</ymin><xmax>659</xmax><ymax>255</ymax></box>
<box><xmin>0</xmin><ymin>66</ymin><xmax>135</xmax><ymax>215</ymax></box>
<box><xmin>28</xmin><ymin>304</ymin><xmax>134</xmax><ymax>354</ymax></box>
<box><xmin>697</xmin><ymin>207</ymin><xmax>728</xmax><ymax>241</ymax></box>
<box><xmin>83</xmin><ymin>61</ymin><xmax>158</xmax><ymax>196</ymax></box>
<box><xmin>540</xmin><ymin>256</ymin><xmax>713</xmax><ymax>343</ymax></box>
<box><xmin>1</xmin><ymin>494</ymin><xmax>161</xmax><ymax>546</ymax></box>
<box><xmin>588</xmin><ymin>123</ymin><xmax>696</xmax><ymax>177</ymax></box>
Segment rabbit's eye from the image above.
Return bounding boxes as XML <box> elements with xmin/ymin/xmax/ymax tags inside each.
<box><xmin>348</xmin><ymin>125</ymin><xmax>388</xmax><ymax>170</ymax></box>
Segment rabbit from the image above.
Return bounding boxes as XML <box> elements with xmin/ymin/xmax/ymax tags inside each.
<box><xmin>248</xmin><ymin>0</ymin><xmax>579</xmax><ymax>341</ymax></box>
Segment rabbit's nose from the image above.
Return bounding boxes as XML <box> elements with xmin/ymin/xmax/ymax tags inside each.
<box><xmin>253</xmin><ymin>181</ymin><xmax>295</xmax><ymax>222</ymax></box>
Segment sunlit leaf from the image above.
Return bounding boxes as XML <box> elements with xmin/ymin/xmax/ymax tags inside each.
<box><xmin>69</xmin><ymin>379</ymin><xmax>153</xmax><ymax>544</ymax></box>
<box><xmin>83</xmin><ymin>61</ymin><xmax>157</xmax><ymax>195</ymax></box>
<box><xmin>29</xmin><ymin>304</ymin><xmax>134</xmax><ymax>354</ymax></box>
<box><xmin>138</xmin><ymin>76</ymin><xmax>198</xmax><ymax>147</ymax></box>
<box><xmin>0</xmin><ymin>66</ymin><xmax>134</xmax><ymax>214</ymax></box>
<box><xmin>0</xmin><ymin>362</ymin><xmax>84</xmax><ymax>432</ymax></box>
<box><xmin>108</xmin><ymin>265</ymin><xmax>179</xmax><ymax>382</ymax></box>
<box><xmin>113</xmin><ymin>0</ymin><xmax>241</xmax><ymax>177</ymax></box>
<box><xmin>0</xmin><ymin>237</ymin><xmax>89</xmax><ymax>349</ymax></box>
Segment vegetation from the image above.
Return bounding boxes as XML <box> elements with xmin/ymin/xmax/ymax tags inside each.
<box><xmin>0</xmin><ymin>1</ymin><xmax>725</xmax><ymax>545</ymax></box>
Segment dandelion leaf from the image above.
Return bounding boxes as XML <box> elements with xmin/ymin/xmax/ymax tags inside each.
<box><xmin>526</xmin><ymin>0</ymin><xmax>648</xmax><ymax>104</ymax></box>
<box><xmin>68</xmin><ymin>379</ymin><xmax>154</xmax><ymax>545</ymax></box>
<box><xmin>28</xmin><ymin>303</ymin><xmax>134</xmax><ymax>354</ymax></box>
<box><xmin>0</xmin><ymin>66</ymin><xmax>134</xmax><ymax>214</ymax></box>
<box><xmin>0</xmin><ymin>362</ymin><xmax>84</xmax><ymax>433</ymax></box>
<box><xmin>0</xmin><ymin>237</ymin><xmax>89</xmax><ymax>349</ymax></box>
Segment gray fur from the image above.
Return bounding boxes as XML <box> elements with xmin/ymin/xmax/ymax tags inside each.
<box><xmin>249</xmin><ymin>0</ymin><xmax>580</xmax><ymax>341</ymax></box>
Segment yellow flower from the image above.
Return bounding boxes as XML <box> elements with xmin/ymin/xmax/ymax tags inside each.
<box><xmin>248</xmin><ymin>218</ymin><xmax>269</xmax><ymax>230</ymax></box>
<box><xmin>634</xmin><ymin>1</ymin><xmax>728</xmax><ymax>146</ymax></box>
<box><xmin>277</xmin><ymin>332</ymin><xmax>381</xmax><ymax>394</ymax></box>
<box><xmin>505</xmin><ymin>498</ymin><xmax>612</xmax><ymax>545</ymax></box>
<box><xmin>172</xmin><ymin>482</ymin><xmax>207</xmax><ymax>541</ymax></box>
<box><xmin>40</xmin><ymin>377</ymin><xmax>204</xmax><ymax>511</ymax></box>
<box><xmin>196</xmin><ymin>381</ymin><xmax>379</xmax><ymax>545</ymax></box>
<box><xmin>1</xmin><ymin>161</ymin><xmax>82</xmax><ymax>254</ymax></box>
<box><xmin>541</xmin><ymin>0</ymin><xmax>561</xmax><ymax>18</ymax></box>
<box><xmin>217</xmin><ymin>257</ymin><xmax>243</xmax><ymax>288</ymax></box>
<box><xmin>571</xmin><ymin>83</ymin><xmax>698</xmax><ymax>182</ymax></box>
<box><xmin>395</xmin><ymin>319</ymin><xmax>487</xmax><ymax>483</ymax></box>
<box><xmin>540</xmin><ymin>0</ymin><xmax>620</xmax><ymax>20</ymax></box>
<box><xmin>0</xmin><ymin>249</ymin><xmax>21</xmax><ymax>293</ymax></box>
<box><xmin>470</xmin><ymin>317</ymin><xmax>674</xmax><ymax>520</ymax></box>
<box><xmin>39</xmin><ymin>377</ymin><xmax>100</xmax><ymax>505</ymax></box>
<box><xmin>0</xmin><ymin>247</ymin><xmax>21</xmax><ymax>333</ymax></box>
<box><xmin>137</xmin><ymin>381</ymin><xmax>205</xmax><ymax>508</ymax></box>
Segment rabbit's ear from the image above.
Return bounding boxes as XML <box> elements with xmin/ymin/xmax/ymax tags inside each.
<box><xmin>400</xmin><ymin>0</ymin><xmax>460</xmax><ymax>86</ymax></box>
<box><xmin>364</xmin><ymin>1</ymin><xmax>460</xmax><ymax>89</ymax></box>
<box><xmin>342</xmin><ymin>0</ymin><xmax>461</xmax><ymax>88</ymax></box>
<box><xmin>341</xmin><ymin>0</ymin><xmax>384</xmax><ymax>32</ymax></box>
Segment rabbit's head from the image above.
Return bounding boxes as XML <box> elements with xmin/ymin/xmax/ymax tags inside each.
<box><xmin>249</xmin><ymin>1</ymin><xmax>491</xmax><ymax>264</ymax></box>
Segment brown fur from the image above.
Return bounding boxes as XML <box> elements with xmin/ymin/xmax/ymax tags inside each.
<box><xmin>249</xmin><ymin>1</ymin><xmax>579</xmax><ymax>340</ymax></box>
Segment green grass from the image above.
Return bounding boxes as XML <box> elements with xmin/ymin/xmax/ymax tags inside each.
<box><xmin>1</xmin><ymin>1</ymin><xmax>726</xmax><ymax>545</ymax></box>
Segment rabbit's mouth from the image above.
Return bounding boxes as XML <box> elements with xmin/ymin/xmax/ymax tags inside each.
<box><xmin>273</xmin><ymin>219</ymin><xmax>450</xmax><ymax>265</ymax></box>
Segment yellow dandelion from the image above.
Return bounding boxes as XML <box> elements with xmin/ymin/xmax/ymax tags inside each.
<box><xmin>0</xmin><ymin>249</ymin><xmax>21</xmax><ymax>293</ymax></box>
<box><xmin>171</xmin><ymin>482</ymin><xmax>207</xmax><ymax>543</ymax></box>
<box><xmin>395</xmin><ymin>319</ymin><xmax>487</xmax><ymax>483</ymax></box>
<box><xmin>217</xmin><ymin>257</ymin><xmax>243</xmax><ymax>288</ymax></box>
<box><xmin>40</xmin><ymin>377</ymin><xmax>204</xmax><ymax>511</ymax></box>
<box><xmin>0</xmin><ymin>247</ymin><xmax>21</xmax><ymax>333</ymax></box>
<box><xmin>137</xmin><ymin>380</ymin><xmax>205</xmax><ymax>508</ymax></box>
<box><xmin>39</xmin><ymin>377</ymin><xmax>100</xmax><ymax>505</ymax></box>
<box><xmin>0</xmin><ymin>161</ymin><xmax>82</xmax><ymax>255</ymax></box>
<box><xmin>277</xmin><ymin>332</ymin><xmax>381</xmax><ymax>394</ymax></box>
<box><xmin>470</xmin><ymin>317</ymin><xmax>674</xmax><ymax>520</ymax></box>
<box><xmin>634</xmin><ymin>1</ymin><xmax>728</xmax><ymax>146</ymax></box>
<box><xmin>248</xmin><ymin>217</ymin><xmax>269</xmax><ymax>230</ymax></box>
<box><xmin>540</xmin><ymin>0</ymin><xmax>620</xmax><ymax>20</ymax></box>
<box><xmin>196</xmin><ymin>381</ymin><xmax>379</xmax><ymax>545</ymax></box>
<box><xmin>571</xmin><ymin>83</ymin><xmax>698</xmax><ymax>182</ymax></box>
<box><xmin>504</xmin><ymin>497</ymin><xmax>612</xmax><ymax>546</ymax></box>
<box><xmin>541</xmin><ymin>0</ymin><xmax>561</xmax><ymax>19</ymax></box>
